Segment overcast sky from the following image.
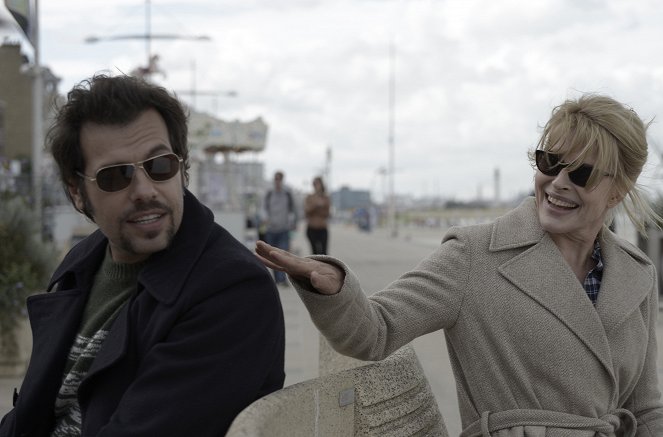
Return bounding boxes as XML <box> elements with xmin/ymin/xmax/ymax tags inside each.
<box><xmin>4</xmin><ymin>0</ymin><xmax>663</xmax><ymax>201</ymax></box>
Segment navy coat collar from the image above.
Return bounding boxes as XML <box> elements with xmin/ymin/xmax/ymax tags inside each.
<box><xmin>48</xmin><ymin>190</ymin><xmax>215</xmax><ymax>305</ymax></box>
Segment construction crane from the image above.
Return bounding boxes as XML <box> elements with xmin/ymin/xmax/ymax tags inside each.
<box><xmin>84</xmin><ymin>0</ymin><xmax>210</xmax><ymax>80</ymax></box>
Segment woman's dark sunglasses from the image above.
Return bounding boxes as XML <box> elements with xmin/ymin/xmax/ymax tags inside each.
<box><xmin>77</xmin><ymin>153</ymin><xmax>183</xmax><ymax>192</ymax></box>
<box><xmin>534</xmin><ymin>150</ymin><xmax>602</xmax><ymax>188</ymax></box>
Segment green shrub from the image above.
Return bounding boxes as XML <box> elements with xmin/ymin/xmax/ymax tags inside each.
<box><xmin>0</xmin><ymin>196</ymin><xmax>57</xmax><ymax>357</ymax></box>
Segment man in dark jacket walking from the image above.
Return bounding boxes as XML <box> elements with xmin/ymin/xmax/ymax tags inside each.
<box><xmin>0</xmin><ymin>74</ymin><xmax>285</xmax><ymax>437</ymax></box>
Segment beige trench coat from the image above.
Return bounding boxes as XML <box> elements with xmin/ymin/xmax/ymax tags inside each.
<box><xmin>293</xmin><ymin>197</ymin><xmax>663</xmax><ymax>436</ymax></box>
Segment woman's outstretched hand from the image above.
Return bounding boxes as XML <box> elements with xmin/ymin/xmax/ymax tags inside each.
<box><xmin>255</xmin><ymin>240</ymin><xmax>344</xmax><ymax>295</ymax></box>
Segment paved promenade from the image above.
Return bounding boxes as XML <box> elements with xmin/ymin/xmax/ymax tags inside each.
<box><xmin>2</xmin><ymin>222</ymin><xmax>663</xmax><ymax>436</ymax></box>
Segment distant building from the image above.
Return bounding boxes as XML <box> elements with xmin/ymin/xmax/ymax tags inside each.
<box><xmin>196</xmin><ymin>159</ymin><xmax>265</xmax><ymax>212</ymax></box>
<box><xmin>188</xmin><ymin>110</ymin><xmax>268</xmax><ymax>213</ymax></box>
<box><xmin>187</xmin><ymin>109</ymin><xmax>269</xmax><ymax>242</ymax></box>
<box><xmin>0</xmin><ymin>43</ymin><xmax>60</xmax><ymax>161</ymax></box>
<box><xmin>331</xmin><ymin>186</ymin><xmax>372</xmax><ymax>211</ymax></box>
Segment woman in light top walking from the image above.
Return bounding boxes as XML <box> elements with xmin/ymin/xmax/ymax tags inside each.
<box><xmin>304</xmin><ymin>176</ymin><xmax>331</xmax><ymax>255</ymax></box>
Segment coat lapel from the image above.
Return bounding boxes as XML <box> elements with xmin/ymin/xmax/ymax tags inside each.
<box><xmin>138</xmin><ymin>190</ymin><xmax>214</xmax><ymax>305</ymax></box>
<box><xmin>17</xmin><ymin>289</ymin><xmax>87</xmax><ymax>434</ymax></box>
<box><xmin>595</xmin><ymin>230</ymin><xmax>654</xmax><ymax>335</ymax></box>
<box><xmin>15</xmin><ymin>235</ymin><xmax>107</xmax><ymax>434</ymax></box>
<box><xmin>492</xmin><ymin>197</ymin><xmax>615</xmax><ymax>379</ymax></box>
<box><xmin>498</xmin><ymin>235</ymin><xmax>615</xmax><ymax>376</ymax></box>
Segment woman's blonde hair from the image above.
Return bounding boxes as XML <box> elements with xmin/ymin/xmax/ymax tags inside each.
<box><xmin>527</xmin><ymin>94</ymin><xmax>661</xmax><ymax>236</ymax></box>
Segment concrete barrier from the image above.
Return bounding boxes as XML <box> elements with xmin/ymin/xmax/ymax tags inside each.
<box><xmin>226</xmin><ymin>338</ymin><xmax>448</xmax><ymax>436</ymax></box>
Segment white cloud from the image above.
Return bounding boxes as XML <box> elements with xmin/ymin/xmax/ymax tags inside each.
<box><xmin>30</xmin><ymin>0</ymin><xmax>663</xmax><ymax>200</ymax></box>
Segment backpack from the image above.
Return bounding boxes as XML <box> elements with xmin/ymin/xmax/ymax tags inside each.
<box><xmin>266</xmin><ymin>190</ymin><xmax>294</xmax><ymax>213</ymax></box>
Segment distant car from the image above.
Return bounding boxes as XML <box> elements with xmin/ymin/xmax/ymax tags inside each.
<box><xmin>354</xmin><ymin>207</ymin><xmax>371</xmax><ymax>232</ymax></box>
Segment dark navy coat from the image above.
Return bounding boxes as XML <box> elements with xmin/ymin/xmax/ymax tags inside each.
<box><xmin>0</xmin><ymin>191</ymin><xmax>285</xmax><ymax>436</ymax></box>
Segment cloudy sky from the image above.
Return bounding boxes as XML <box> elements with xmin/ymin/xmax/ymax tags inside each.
<box><xmin>5</xmin><ymin>0</ymin><xmax>663</xmax><ymax>201</ymax></box>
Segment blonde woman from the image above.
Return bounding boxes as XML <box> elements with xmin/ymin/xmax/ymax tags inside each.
<box><xmin>258</xmin><ymin>94</ymin><xmax>663</xmax><ymax>436</ymax></box>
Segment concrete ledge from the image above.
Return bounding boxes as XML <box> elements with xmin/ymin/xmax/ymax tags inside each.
<box><xmin>226</xmin><ymin>370</ymin><xmax>355</xmax><ymax>437</ymax></box>
<box><xmin>226</xmin><ymin>340</ymin><xmax>448</xmax><ymax>436</ymax></box>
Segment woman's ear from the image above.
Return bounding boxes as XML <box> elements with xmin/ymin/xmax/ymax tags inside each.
<box><xmin>607</xmin><ymin>189</ymin><xmax>624</xmax><ymax>209</ymax></box>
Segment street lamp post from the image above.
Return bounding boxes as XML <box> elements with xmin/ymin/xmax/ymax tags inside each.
<box><xmin>387</xmin><ymin>41</ymin><xmax>397</xmax><ymax>238</ymax></box>
<box><xmin>6</xmin><ymin>0</ymin><xmax>45</xmax><ymax>236</ymax></box>
<box><xmin>31</xmin><ymin>0</ymin><xmax>43</xmax><ymax>234</ymax></box>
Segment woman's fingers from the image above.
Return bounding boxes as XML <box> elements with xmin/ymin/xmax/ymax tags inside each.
<box><xmin>255</xmin><ymin>241</ymin><xmax>307</xmax><ymax>274</ymax></box>
<box><xmin>255</xmin><ymin>241</ymin><xmax>343</xmax><ymax>295</ymax></box>
<box><xmin>255</xmin><ymin>253</ymin><xmax>284</xmax><ymax>272</ymax></box>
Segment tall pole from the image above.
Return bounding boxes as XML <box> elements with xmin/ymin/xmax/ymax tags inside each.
<box><xmin>388</xmin><ymin>41</ymin><xmax>397</xmax><ymax>237</ymax></box>
<box><xmin>31</xmin><ymin>0</ymin><xmax>43</xmax><ymax>234</ymax></box>
<box><xmin>191</xmin><ymin>59</ymin><xmax>197</xmax><ymax>108</ymax></box>
<box><xmin>325</xmin><ymin>145</ymin><xmax>332</xmax><ymax>193</ymax></box>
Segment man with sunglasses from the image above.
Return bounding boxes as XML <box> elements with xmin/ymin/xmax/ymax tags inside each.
<box><xmin>257</xmin><ymin>94</ymin><xmax>663</xmax><ymax>435</ymax></box>
<box><xmin>0</xmin><ymin>74</ymin><xmax>285</xmax><ymax>437</ymax></box>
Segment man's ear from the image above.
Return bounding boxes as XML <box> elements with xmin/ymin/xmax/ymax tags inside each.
<box><xmin>67</xmin><ymin>181</ymin><xmax>86</xmax><ymax>213</ymax></box>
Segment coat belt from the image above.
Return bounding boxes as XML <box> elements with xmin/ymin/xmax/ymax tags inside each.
<box><xmin>460</xmin><ymin>408</ymin><xmax>637</xmax><ymax>437</ymax></box>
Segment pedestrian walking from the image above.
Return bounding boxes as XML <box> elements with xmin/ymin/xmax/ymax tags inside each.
<box><xmin>304</xmin><ymin>176</ymin><xmax>331</xmax><ymax>255</ymax></box>
<box><xmin>264</xmin><ymin>171</ymin><xmax>298</xmax><ymax>285</ymax></box>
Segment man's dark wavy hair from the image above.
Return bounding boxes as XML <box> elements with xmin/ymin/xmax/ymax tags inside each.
<box><xmin>48</xmin><ymin>73</ymin><xmax>189</xmax><ymax>214</ymax></box>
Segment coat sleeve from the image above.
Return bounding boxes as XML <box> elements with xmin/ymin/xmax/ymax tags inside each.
<box><xmin>96</xmin><ymin>272</ymin><xmax>285</xmax><ymax>437</ymax></box>
<box><xmin>292</xmin><ymin>229</ymin><xmax>470</xmax><ymax>361</ymax></box>
<box><xmin>628</xmin><ymin>279</ymin><xmax>663</xmax><ymax>436</ymax></box>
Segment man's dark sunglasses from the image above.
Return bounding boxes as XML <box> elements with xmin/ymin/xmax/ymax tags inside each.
<box><xmin>534</xmin><ymin>150</ymin><xmax>605</xmax><ymax>188</ymax></box>
<box><xmin>77</xmin><ymin>153</ymin><xmax>183</xmax><ymax>192</ymax></box>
